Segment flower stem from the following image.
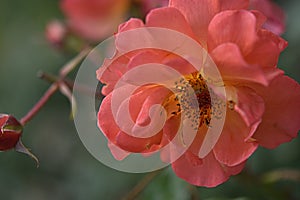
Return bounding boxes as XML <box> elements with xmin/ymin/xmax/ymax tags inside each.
<box><xmin>122</xmin><ymin>169</ymin><xmax>163</xmax><ymax>200</ymax></box>
<box><xmin>20</xmin><ymin>84</ymin><xmax>59</xmax><ymax>126</ymax></box>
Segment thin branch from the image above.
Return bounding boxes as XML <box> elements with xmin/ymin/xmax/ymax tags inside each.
<box><xmin>39</xmin><ymin>71</ymin><xmax>104</xmax><ymax>100</ymax></box>
<box><xmin>20</xmin><ymin>48</ymin><xmax>90</xmax><ymax>126</ymax></box>
<box><xmin>20</xmin><ymin>84</ymin><xmax>59</xmax><ymax>125</ymax></box>
<box><xmin>59</xmin><ymin>47</ymin><xmax>91</xmax><ymax>77</ymax></box>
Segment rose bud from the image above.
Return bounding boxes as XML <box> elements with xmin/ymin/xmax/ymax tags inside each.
<box><xmin>45</xmin><ymin>20</ymin><xmax>67</xmax><ymax>47</ymax></box>
<box><xmin>0</xmin><ymin>114</ymin><xmax>23</xmax><ymax>151</ymax></box>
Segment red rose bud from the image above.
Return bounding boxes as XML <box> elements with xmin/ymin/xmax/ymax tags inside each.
<box><xmin>0</xmin><ymin>114</ymin><xmax>23</xmax><ymax>151</ymax></box>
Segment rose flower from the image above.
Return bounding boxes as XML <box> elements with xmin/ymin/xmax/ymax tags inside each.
<box><xmin>97</xmin><ymin>0</ymin><xmax>300</xmax><ymax>187</ymax></box>
<box><xmin>59</xmin><ymin>0</ymin><xmax>170</xmax><ymax>42</ymax></box>
<box><xmin>60</xmin><ymin>0</ymin><xmax>130</xmax><ymax>41</ymax></box>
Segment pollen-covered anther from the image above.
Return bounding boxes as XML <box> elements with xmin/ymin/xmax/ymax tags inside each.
<box><xmin>227</xmin><ymin>100</ymin><xmax>235</xmax><ymax>110</ymax></box>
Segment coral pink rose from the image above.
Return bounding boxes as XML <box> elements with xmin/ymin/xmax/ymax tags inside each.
<box><xmin>249</xmin><ymin>0</ymin><xmax>286</xmax><ymax>35</ymax></box>
<box><xmin>60</xmin><ymin>0</ymin><xmax>129</xmax><ymax>41</ymax></box>
<box><xmin>97</xmin><ymin>0</ymin><xmax>300</xmax><ymax>187</ymax></box>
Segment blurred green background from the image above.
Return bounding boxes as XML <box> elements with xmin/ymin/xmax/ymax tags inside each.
<box><xmin>0</xmin><ymin>0</ymin><xmax>299</xmax><ymax>199</ymax></box>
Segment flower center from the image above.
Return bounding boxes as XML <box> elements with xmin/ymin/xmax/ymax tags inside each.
<box><xmin>164</xmin><ymin>72</ymin><xmax>213</xmax><ymax>129</ymax></box>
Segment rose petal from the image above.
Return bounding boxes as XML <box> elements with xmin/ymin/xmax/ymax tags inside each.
<box><xmin>245</xmin><ymin>30</ymin><xmax>287</xmax><ymax>68</ymax></box>
<box><xmin>132</xmin><ymin>87</ymin><xmax>171</xmax><ymax>126</ymax></box>
<box><xmin>97</xmin><ymin>51</ymin><xmax>137</xmax><ymax>96</ymax></box>
<box><xmin>172</xmin><ymin>151</ymin><xmax>245</xmax><ymax>187</ymax></box>
<box><xmin>170</xmin><ymin>0</ymin><xmax>248</xmax><ymax>45</ymax></box>
<box><xmin>115</xmin><ymin>130</ymin><xmax>162</xmax><ymax>153</ymax></box>
<box><xmin>99</xmin><ymin>86</ymin><xmax>169</xmax><ymax>153</ymax></box>
<box><xmin>126</xmin><ymin>50</ymin><xmax>196</xmax><ymax>76</ymax></box>
<box><xmin>252</xmin><ymin>75</ymin><xmax>300</xmax><ymax>148</ymax></box>
<box><xmin>213</xmin><ymin>109</ymin><xmax>259</xmax><ymax>166</ymax></box>
<box><xmin>257</xmin><ymin>29</ymin><xmax>288</xmax><ymax>52</ymax></box>
<box><xmin>250</xmin><ymin>10</ymin><xmax>267</xmax><ymax>30</ymax></box>
<box><xmin>234</xmin><ymin>86</ymin><xmax>265</xmax><ymax>127</ymax></box>
<box><xmin>146</xmin><ymin>7</ymin><xmax>196</xmax><ymax>40</ymax></box>
<box><xmin>249</xmin><ymin>0</ymin><xmax>286</xmax><ymax>35</ymax></box>
<box><xmin>263</xmin><ymin>68</ymin><xmax>284</xmax><ymax>83</ymax></box>
<box><xmin>129</xmin><ymin>86</ymin><xmax>170</xmax><ymax>123</ymax></box>
<box><xmin>97</xmin><ymin>93</ymin><xmax>121</xmax><ymax>141</ymax></box>
<box><xmin>210</xmin><ymin>43</ymin><xmax>268</xmax><ymax>85</ymax></box>
<box><xmin>208</xmin><ymin>10</ymin><xmax>257</xmax><ymax>55</ymax></box>
<box><xmin>170</xmin><ymin>0</ymin><xmax>219</xmax><ymax>45</ymax></box>
<box><xmin>160</xmin><ymin>115</ymin><xmax>182</xmax><ymax>163</ymax></box>
<box><xmin>98</xmin><ymin>86</ymin><xmax>165</xmax><ymax>142</ymax></box>
<box><xmin>118</xmin><ymin>18</ymin><xmax>145</xmax><ymax>32</ymax></box>
<box><xmin>108</xmin><ymin>142</ymin><xmax>130</xmax><ymax>160</ymax></box>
